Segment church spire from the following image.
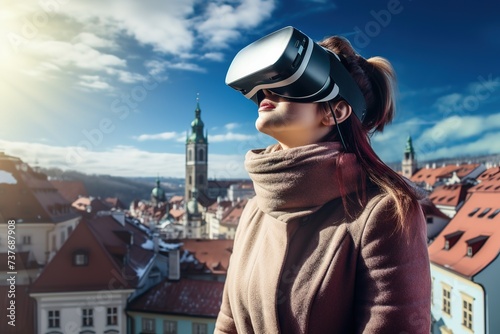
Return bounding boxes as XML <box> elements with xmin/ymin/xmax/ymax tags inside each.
<box><xmin>402</xmin><ymin>136</ymin><xmax>417</xmax><ymax>179</ymax></box>
<box><xmin>187</xmin><ymin>93</ymin><xmax>207</xmax><ymax>144</ymax></box>
<box><xmin>404</xmin><ymin>136</ymin><xmax>415</xmax><ymax>155</ymax></box>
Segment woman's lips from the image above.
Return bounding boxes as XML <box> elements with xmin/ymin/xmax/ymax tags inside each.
<box><xmin>259</xmin><ymin>101</ymin><xmax>275</xmax><ymax>111</ymax></box>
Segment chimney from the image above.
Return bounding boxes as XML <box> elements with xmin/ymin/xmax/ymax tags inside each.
<box><xmin>168</xmin><ymin>249</ymin><xmax>180</xmax><ymax>280</ymax></box>
<box><xmin>153</xmin><ymin>232</ymin><xmax>160</xmax><ymax>254</ymax></box>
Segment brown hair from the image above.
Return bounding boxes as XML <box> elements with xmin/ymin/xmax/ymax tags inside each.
<box><xmin>319</xmin><ymin>36</ymin><xmax>419</xmax><ymax>233</ymax></box>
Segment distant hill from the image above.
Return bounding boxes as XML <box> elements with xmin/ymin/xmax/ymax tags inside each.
<box><xmin>41</xmin><ymin>168</ymin><xmax>185</xmax><ymax>207</ymax></box>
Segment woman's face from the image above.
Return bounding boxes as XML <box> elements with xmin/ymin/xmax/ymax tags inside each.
<box><xmin>255</xmin><ymin>90</ymin><xmax>333</xmax><ymax>149</ymax></box>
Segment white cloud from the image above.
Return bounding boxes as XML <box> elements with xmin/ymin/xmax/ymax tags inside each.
<box><xmin>224</xmin><ymin>123</ymin><xmax>241</xmax><ymax>131</ymax></box>
<box><xmin>0</xmin><ymin>139</ymin><xmax>249</xmax><ymax>178</ymax></box>
<box><xmin>78</xmin><ymin>75</ymin><xmax>113</xmax><ymax>91</ymax></box>
<box><xmin>416</xmin><ymin>132</ymin><xmax>500</xmax><ymax>162</ymax></box>
<box><xmin>3</xmin><ymin>0</ymin><xmax>281</xmax><ymax>92</ymax></box>
<box><xmin>134</xmin><ymin>131</ymin><xmax>184</xmax><ymax>141</ymax></box>
<box><xmin>433</xmin><ymin>75</ymin><xmax>500</xmax><ymax>115</ymax></box>
<box><xmin>417</xmin><ymin>113</ymin><xmax>500</xmax><ymax>145</ymax></box>
<box><xmin>202</xmin><ymin>52</ymin><xmax>224</xmax><ymax>62</ymax></box>
<box><xmin>28</xmin><ymin>40</ymin><xmax>126</xmax><ymax>71</ymax></box>
<box><xmin>195</xmin><ymin>0</ymin><xmax>277</xmax><ymax>49</ymax></box>
<box><xmin>54</xmin><ymin>0</ymin><xmax>197</xmax><ymax>55</ymax></box>
<box><xmin>208</xmin><ymin>132</ymin><xmax>255</xmax><ymax>142</ymax></box>
<box><xmin>371</xmin><ymin>113</ymin><xmax>500</xmax><ymax>163</ymax></box>
<box><xmin>72</xmin><ymin>32</ymin><xmax>117</xmax><ymax>49</ymax></box>
<box><xmin>167</xmin><ymin>62</ymin><xmax>206</xmax><ymax>73</ymax></box>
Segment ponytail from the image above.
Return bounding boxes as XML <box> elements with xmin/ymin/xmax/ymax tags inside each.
<box><xmin>320</xmin><ymin>36</ymin><xmax>419</xmax><ymax>234</ymax></box>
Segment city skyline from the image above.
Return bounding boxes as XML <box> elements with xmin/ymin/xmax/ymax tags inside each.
<box><xmin>1</xmin><ymin>0</ymin><xmax>499</xmax><ymax>179</ymax></box>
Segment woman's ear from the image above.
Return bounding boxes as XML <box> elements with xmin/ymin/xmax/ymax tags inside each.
<box><xmin>321</xmin><ymin>100</ymin><xmax>352</xmax><ymax>126</ymax></box>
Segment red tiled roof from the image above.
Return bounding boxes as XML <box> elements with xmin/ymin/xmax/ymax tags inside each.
<box><xmin>469</xmin><ymin>167</ymin><xmax>500</xmax><ymax>193</ymax></box>
<box><xmin>477</xmin><ymin>166</ymin><xmax>500</xmax><ymax>182</ymax></box>
<box><xmin>419</xmin><ymin>198</ymin><xmax>451</xmax><ymax>220</ymax></box>
<box><xmin>169</xmin><ymin>195</ymin><xmax>184</xmax><ymax>203</ymax></box>
<box><xmin>411</xmin><ymin>164</ymin><xmax>481</xmax><ymax>187</ymax></box>
<box><xmin>428</xmin><ymin>184</ymin><xmax>469</xmax><ymax>207</ymax></box>
<box><xmin>169</xmin><ymin>208</ymin><xmax>185</xmax><ymax>219</ymax></box>
<box><xmin>50</xmin><ymin>180</ymin><xmax>88</xmax><ymax>202</ymax></box>
<box><xmin>221</xmin><ymin>199</ymin><xmax>248</xmax><ymax>227</ymax></box>
<box><xmin>127</xmin><ymin>278</ymin><xmax>224</xmax><ymax>318</ymax></box>
<box><xmin>454</xmin><ymin>163</ymin><xmax>481</xmax><ymax>178</ymax></box>
<box><xmin>31</xmin><ymin>215</ymin><xmax>155</xmax><ymax>293</ymax></box>
<box><xmin>0</xmin><ymin>153</ymin><xmax>79</xmax><ymax>223</ymax></box>
<box><xmin>181</xmin><ymin>239</ymin><xmax>233</xmax><ymax>274</ymax></box>
<box><xmin>206</xmin><ymin>200</ymin><xmax>232</xmax><ymax>214</ymax></box>
<box><xmin>0</xmin><ymin>285</ymin><xmax>35</xmax><ymax>333</ymax></box>
<box><xmin>428</xmin><ymin>192</ymin><xmax>500</xmax><ymax>277</ymax></box>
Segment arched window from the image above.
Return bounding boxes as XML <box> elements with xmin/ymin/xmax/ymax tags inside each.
<box><xmin>188</xmin><ymin>175</ymin><xmax>192</xmax><ymax>185</ymax></box>
<box><xmin>198</xmin><ymin>174</ymin><xmax>204</xmax><ymax>185</ymax></box>
<box><xmin>188</xmin><ymin>149</ymin><xmax>193</xmax><ymax>161</ymax></box>
<box><xmin>198</xmin><ymin>149</ymin><xmax>204</xmax><ymax>161</ymax></box>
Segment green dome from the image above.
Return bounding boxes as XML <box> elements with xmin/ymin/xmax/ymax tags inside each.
<box><xmin>151</xmin><ymin>178</ymin><xmax>166</xmax><ymax>202</ymax></box>
<box><xmin>191</xmin><ymin>117</ymin><xmax>204</xmax><ymax>127</ymax></box>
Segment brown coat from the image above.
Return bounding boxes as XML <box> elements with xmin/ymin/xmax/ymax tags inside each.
<box><xmin>215</xmin><ymin>143</ymin><xmax>431</xmax><ymax>334</ymax></box>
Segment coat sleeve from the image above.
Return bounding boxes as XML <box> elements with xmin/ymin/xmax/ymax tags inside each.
<box><xmin>354</xmin><ymin>195</ymin><xmax>431</xmax><ymax>334</ymax></box>
<box><xmin>214</xmin><ymin>198</ymin><xmax>258</xmax><ymax>334</ymax></box>
<box><xmin>214</xmin><ymin>281</ymin><xmax>237</xmax><ymax>333</ymax></box>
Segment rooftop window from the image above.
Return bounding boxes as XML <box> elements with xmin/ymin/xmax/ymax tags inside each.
<box><xmin>477</xmin><ymin>208</ymin><xmax>492</xmax><ymax>218</ymax></box>
<box><xmin>73</xmin><ymin>250</ymin><xmax>89</xmax><ymax>266</ymax></box>
<box><xmin>466</xmin><ymin>235</ymin><xmax>489</xmax><ymax>257</ymax></box>
<box><xmin>487</xmin><ymin>209</ymin><xmax>500</xmax><ymax>220</ymax></box>
<box><xmin>468</xmin><ymin>208</ymin><xmax>480</xmax><ymax>217</ymax></box>
<box><xmin>444</xmin><ymin>231</ymin><xmax>464</xmax><ymax>250</ymax></box>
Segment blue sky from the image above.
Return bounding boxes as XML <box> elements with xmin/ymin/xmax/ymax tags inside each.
<box><xmin>1</xmin><ymin>0</ymin><xmax>499</xmax><ymax>179</ymax></box>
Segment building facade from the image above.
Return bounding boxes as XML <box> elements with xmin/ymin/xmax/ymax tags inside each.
<box><xmin>0</xmin><ymin>153</ymin><xmax>80</xmax><ymax>267</ymax></box>
<box><xmin>428</xmin><ymin>190</ymin><xmax>500</xmax><ymax>333</ymax></box>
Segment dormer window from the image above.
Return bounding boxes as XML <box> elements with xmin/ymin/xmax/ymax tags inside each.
<box><xmin>466</xmin><ymin>235</ymin><xmax>489</xmax><ymax>257</ymax></box>
<box><xmin>477</xmin><ymin>208</ymin><xmax>491</xmax><ymax>218</ymax></box>
<box><xmin>487</xmin><ymin>209</ymin><xmax>500</xmax><ymax>220</ymax></box>
<box><xmin>444</xmin><ymin>231</ymin><xmax>464</xmax><ymax>250</ymax></box>
<box><xmin>468</xmin><ymin>208</ymin><xmax>480</xmax><ymax>217</ymax></box>
<box><xmin>73</xmin><ymin>250</ymin><xmax>89</xmax><ymax>266</ymax></box>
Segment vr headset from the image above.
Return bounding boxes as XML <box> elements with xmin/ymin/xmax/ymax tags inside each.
<box><xmin>225</xmin><ymin>26</ymin><xmax>367</xmax><ymax>121</ymax></box>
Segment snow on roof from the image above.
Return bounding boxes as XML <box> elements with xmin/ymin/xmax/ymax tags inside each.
<box><xmin>0</xmin><ymin>170</ymin><xmax>17</xmax><ymax>184</ymax></box>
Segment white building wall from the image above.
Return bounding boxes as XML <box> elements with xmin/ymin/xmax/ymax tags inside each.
<box><xmin>435</xmin><ymin>205</ymin><xmax>457</xmax><ymax>219</ymax></box>
<box><xmin>426</xmin><ymin>216</ymin><xmax>450</xmax><ymax>241</ymax></box>
<box><xmin>474</xmin><ymin>255</ymin><xmax>500</xmax><ymax>334</ymax></box>
<box><xmin>0</xmin><ymin>222</ymin><xmax>53</xmax><ymax>265</ymax></box>
<box><xmin>0</xmin><ymin>216</ymin><xmax>80</xmax><ymax>266</ymax></box>
<box><xmin>32</xmin><ymin>289</ymin><xmax>133</xmax><ymax>334</ymax></box>
<box><xmin>430</xmin><ymin>263</ymin><xmax>485</xmax><ymax>334</ymax></box>
<box><xmin>204</xmin><ymin>212</ymin><xmax>220</xmax><ymax>239</ymax></box>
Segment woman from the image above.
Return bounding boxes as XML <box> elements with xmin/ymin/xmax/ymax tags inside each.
<box><xmin>215</xmin><ymin>32</ymin><xmax>431</xmax><ymax>334</ymax></box>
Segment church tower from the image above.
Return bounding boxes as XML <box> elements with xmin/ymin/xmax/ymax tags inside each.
<box><xmin>402</xmin><ymin>136</ymin><xmax>417</xmax><ymax>179</ymax></box>
<box><xmin>185</xmin><ymin>95</ymin><xmax>208</xmax><ymax>203</ymax></box>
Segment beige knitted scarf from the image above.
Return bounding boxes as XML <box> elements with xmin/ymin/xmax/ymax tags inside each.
<box><xmin>245</xmin><ymin>142</ymin><xmax>364</xmax><ymax>223</ymax></box>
